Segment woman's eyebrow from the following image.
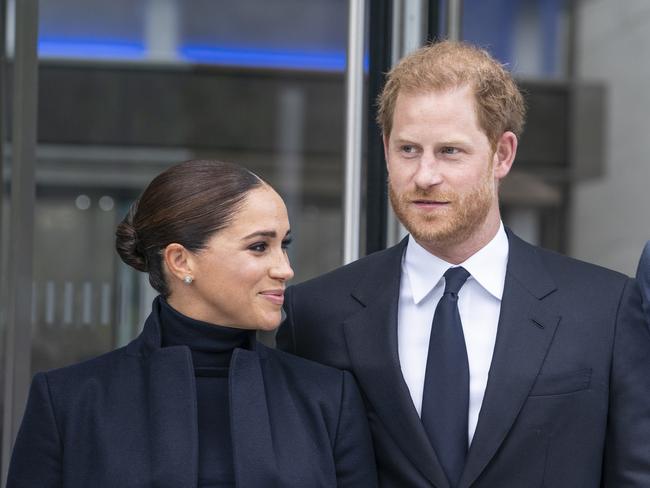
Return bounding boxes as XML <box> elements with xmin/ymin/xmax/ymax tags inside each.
<box><xmin>242</xmin><ymin>230</ymin><xmax>277</xmax><ymax>240</ymax></box>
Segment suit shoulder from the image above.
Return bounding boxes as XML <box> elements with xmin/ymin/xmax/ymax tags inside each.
<box><xmin>261</xmin><ymin>344</ymin><xmax>350</xmax><ymax>396</ymax></box>
<box><xmin>533</xmin><ymin>244</ymin><xmax>630</xmax><ymax>283</ymax></box>
<box><xmin>264</xmin><ymin>344</ymin><xmax>343</xmax><ymax>379</ymax></box>
<box><xmin>291</xmin><ymin>242</ymin><xmax>403</xmax><ymax>295</ymax></box>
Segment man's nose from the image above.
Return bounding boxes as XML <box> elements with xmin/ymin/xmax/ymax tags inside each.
<box><xmin>413</xmin><ymin>158</ymin><xmax>444</xmax><ymax>189</ymax></box>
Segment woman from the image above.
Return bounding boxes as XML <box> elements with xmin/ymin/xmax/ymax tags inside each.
<box><xmin>7</xmin><ymin>160</ymin><xmax>377</xmax><ymax>487</ymax></box>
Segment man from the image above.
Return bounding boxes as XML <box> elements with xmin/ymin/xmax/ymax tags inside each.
<box><xmin>277</xmin><ymin>41</ymin><xmax>650</xmax><ymax>487</ymax></box>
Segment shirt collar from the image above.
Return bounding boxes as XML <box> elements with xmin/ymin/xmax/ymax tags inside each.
<box><xmin>403</xmin><ymin>222</ymin><xmax>509</xmax><ymax>304</ymax></box>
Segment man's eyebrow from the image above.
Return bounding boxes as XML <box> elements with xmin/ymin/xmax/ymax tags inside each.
<box><xmin>391</xmin><ymin>137</ymin><xmax>418</xmax><ymax>144</ymax></box>
<box><xmin>437</xmin><ymin>139</ymin><xmax>469</xmax><ymax>146</ymax></box>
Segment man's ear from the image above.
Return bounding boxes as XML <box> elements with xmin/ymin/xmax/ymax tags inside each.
<box><xmin>162</xmin><ymin>243</ymin><xmax>195</xmax><ymax>283</ymax></box>
<box><xmin>492</xmin><ymin>131</ymin><xmax>518</xmax><ymax>180</ymax></box>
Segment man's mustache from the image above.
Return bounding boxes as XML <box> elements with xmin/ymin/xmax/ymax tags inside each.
<box><xmin>398</xmin><ymin>189</ymin><xmax>458</xmax><ymax>202</ymax></box>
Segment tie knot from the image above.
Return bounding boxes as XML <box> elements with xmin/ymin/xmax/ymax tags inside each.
<box><xmin>443</xmin><ymin>266</ymin><xmax>470</xmax><ymax>295</ymax></box>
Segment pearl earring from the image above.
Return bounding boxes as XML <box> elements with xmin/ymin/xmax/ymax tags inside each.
<box><xmin>183</xmin><ymin>275</ymin><xmax>193</xmax><ymax>284</ymax></box>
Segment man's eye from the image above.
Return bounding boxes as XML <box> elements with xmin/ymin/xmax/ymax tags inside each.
<box><xmin>441</xmin><ymin>146</ymin><xmax>459</xmax><ymax>155</ymax></box>
<box><xmin>401</xmin><ymin>145</ymin><xmax>417</xmax><ymax>155</ymax></box>
<box><xmin>249</xmin><ymin>242</ymin><xmax>268</xmax><ymax>252</ymax></box>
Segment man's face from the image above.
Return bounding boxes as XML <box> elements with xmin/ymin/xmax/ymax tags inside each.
<box><xmin>385</xmin><ymin>86</ymin><xmax>507</xmax><ymax>257</ymax></box>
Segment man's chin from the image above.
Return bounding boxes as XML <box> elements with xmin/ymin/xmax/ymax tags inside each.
<box><xmin>405</xmin><ymin>220</ymin><xmax>453</xmax><ymax>243</ymax></box>
<box><xmin>405</xmin><ymin>214</ymin><xmax>473</xmax><ymax>244</ymax></box>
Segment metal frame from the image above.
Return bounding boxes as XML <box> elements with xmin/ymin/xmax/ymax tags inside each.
<box><xmin>446</xmin><ymin>0</ymin><xmax>463</xmax><ymax>41</ymax></box>
<box><xmin>0</xmin><ymin>0</ymin><xmax>6</xmax><ymax>476</ymax></box>
<box><xmin>427</xmin><ymin>0</ymin><xmax>442</xmax><ymax>42</ymax></box>
<box><xmin>364</xmin><ymin>0</ymin><xmax>392</xmax><ymax>255</ymax></box>
<box><xmin>1</xmin><ymin>0</ymin><xmax>39</xmax><ymax>483</ymax></box>
<box><xmin>343</xmin><ymin>0</ymin><xmax>366</xmax><ymax>264</ymax></box>
<box><xmin>385</xmin><ymin>0</ymin><xmax>435</xmax><ymax>248</ymax></box>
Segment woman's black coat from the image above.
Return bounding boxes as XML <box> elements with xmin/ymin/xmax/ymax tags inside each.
<box><xmin>7</xmin><ymin>302</ymin><xmax>377</xmax><ymax>487</ymax></box>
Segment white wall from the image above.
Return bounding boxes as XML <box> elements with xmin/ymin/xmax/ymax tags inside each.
<box><xmin>571</xmin><ymin>0</ymin><xmax>650</xmax><ymax>275</ymax></box>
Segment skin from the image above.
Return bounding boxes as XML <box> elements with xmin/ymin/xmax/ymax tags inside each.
<box><xmin>384</xmin><ymin>85</ymin><xmax>517</xmax><ymax>264</ymax></box>
<box><xmin>164</xmin><ymin>185</ymin><xmax>294</xmax><ymax>331</ymax></box>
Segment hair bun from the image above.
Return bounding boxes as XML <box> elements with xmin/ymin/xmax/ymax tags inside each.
<box><xmin>115</xmin><ymin>207</ymin><xmax>148</xmax><ymax>272</ymax></box>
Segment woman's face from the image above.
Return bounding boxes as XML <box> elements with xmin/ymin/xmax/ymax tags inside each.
<box><xmin>180</xmin><ymin>186</ymin><xmax>294</xmax><ymax>330</ymax></box>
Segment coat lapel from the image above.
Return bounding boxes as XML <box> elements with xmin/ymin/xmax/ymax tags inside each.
<box><xmin>343</xmin><ymin>239</ymin><xmax>450</xmax><ymax>488</ymax></box>
<box><xmin>458</xmin><ymin>231</ymin><xmax>561</xmax><ymax>488</ymax></box>
<box><xmin>136</xmin><ymin>300</ymin><xmax>279</xmax><ymax>488</ymax></box>
<box><xmin>125</xmin><ymin>300</ymin><xmax>200</xmax><ymax>487</ymax></box>
<box><xmin>143</xmin><ymin>312</ymin><xmax>199</xmax><ymax>488</ymax></box>
<box><xmin>229</xmin><ymin>347</ymin><xmax>279</xmax><ymax>487</ymax></box>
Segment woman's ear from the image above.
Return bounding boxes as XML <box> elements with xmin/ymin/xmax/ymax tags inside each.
<box><xmin>163</xmin><ymin>243</ymin><xmax>195</xmax><ymax>283</ymax></box>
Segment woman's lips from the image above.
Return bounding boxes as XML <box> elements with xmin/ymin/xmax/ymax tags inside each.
<box><xmin>259</xmin><ymin>290</ymin><xmax>285</xmax><ymax>305</ymax></box>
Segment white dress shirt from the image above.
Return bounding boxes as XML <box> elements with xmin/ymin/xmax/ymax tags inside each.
<box><xmin>397</xmin><ymin>223</ymin><xmax>509</xmax><ymax>444</ymax></box>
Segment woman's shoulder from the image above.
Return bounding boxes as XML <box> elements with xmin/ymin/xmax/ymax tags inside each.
<box><xmin>38</xmin><ymin>344</ymin><xmax>136</xmax><ymax>391</ymax></box>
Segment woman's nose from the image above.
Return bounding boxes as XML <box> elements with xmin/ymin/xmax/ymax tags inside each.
<box><xmin>271</xmin><ymin>252</ymin><xmax>294</xmax><ymax>281</ymax></box>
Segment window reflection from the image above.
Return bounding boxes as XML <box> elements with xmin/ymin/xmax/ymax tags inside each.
<box><xmin>31</xmin><ymin>0</ymin><xmax>348</xmax><ymax>372</ymax></box>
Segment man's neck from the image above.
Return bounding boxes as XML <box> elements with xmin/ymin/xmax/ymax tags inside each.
<box><xmin>416</xmin><ymin>218</ymin><xmax>502</xmax><ymax>265</ymax></box>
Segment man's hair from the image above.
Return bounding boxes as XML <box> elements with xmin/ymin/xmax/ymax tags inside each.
<box><xmin>377</xmin><ymin>40</ymin><xmax>526</xmax><ymax>148</ymax></box>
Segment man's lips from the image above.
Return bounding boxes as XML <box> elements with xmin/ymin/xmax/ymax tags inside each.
<box><xmin>412</xmin><ymin>199</ymin><xmax>451</xmax><ymax>208</ymax></box>
<box><xmin>259</xmin><ymin>290</ymin><xmax>285</xmax><ymax>305</ymax></box>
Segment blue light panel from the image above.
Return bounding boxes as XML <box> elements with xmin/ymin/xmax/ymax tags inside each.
<box><xmin>179</xmin><ymin>44</ymin><xmax>346</xmax><ymax>72</ymax></box>
<box><xmin>37</xmin><ymin>38</ymin><xmax>366</xmax><ymax>72</ymax></box>
<box><xmin>39</xmin><ymin>38</ymin><xmax>147</xmax><ymax>60</ymax></box>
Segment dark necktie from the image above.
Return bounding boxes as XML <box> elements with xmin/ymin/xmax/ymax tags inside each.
<box><xmin>421</xmin><ymin>266</ymin><xmax>471</xmax><ymax>487</ymax></box>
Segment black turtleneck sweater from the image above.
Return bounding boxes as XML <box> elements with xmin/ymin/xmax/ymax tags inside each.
<box><xmin>159</xmin><ymin>298</ymin><xmax>255</xmax><ymax>488</ymax></box>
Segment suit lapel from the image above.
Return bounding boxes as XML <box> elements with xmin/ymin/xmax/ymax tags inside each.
<box><xmin>343</xmin><ymin>239</ymin><xmax>450</xmax><ymax>488</ymax></box>
<box><xmin>459</xmin><ymin>231</ymin><xmax>560</xmax><ymax>488</ymax></box>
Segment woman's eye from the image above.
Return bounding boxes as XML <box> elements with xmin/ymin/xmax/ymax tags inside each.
<box><xmin>281</xmin><ymin>238</ymin><xmax>292</xmax><ymax>250</ymax></box>
<box><xmin>249</xmin><ymin>242</ymin><xmax>268</xmax><ymax>252</ymax></box>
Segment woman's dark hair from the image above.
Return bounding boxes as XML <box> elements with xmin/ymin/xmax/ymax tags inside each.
<box><xmin>115</xmin><ymin>159</ymin><xmax>263</xmax><ymax>297</ymax></box>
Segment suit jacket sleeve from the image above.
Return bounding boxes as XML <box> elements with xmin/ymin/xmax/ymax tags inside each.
<box><xmin>603</xmin><ymin>278</ymin><xmax>650</xmax><ymax>486</ymax></box>
<box><xmin>635</xmin><ymin>241</ymin><xmax>650</xmax><ymax>317</ymax></box>
<box><xmin>277</xmin><ymin>285</ymin><xmax>297</xmax><ymax>354</ymax></box>
<box><xmin>334</xmin><ymin>370</ymin><xmax>378</xmax><ymax>488</ymax></box>
<box><xmin>7</xmin><ymin>373</ymin><xmax>62</xmax><ymax>488</ymax></box>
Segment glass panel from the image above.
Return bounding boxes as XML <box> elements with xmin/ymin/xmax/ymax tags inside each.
<box><xmin>458</xmin><ymin>1</ymin><xmax>645</xmax><ymax>278</ymax></box>
<box><xmin>39</xmin><ymin>0</ymin><xmax>147</xmax><ymax>60</ymax></box>
<box><xmin>31</xmin><ymin>0</ymin><xmax>348</xmax><ymax>373</ymax></box>
<box><xmin>179</xmin><ymin>0</ymin><xmax>348</xmax><ymax>70</ymax></box>
<box><xmin>462</xmin><ymin>0</ymin><xmax>570</xmax><ymax>79</ymax></box>
<box><xmin>460</xmin><ymin>0</ymin><xmax>573</xmax><ymax>251</ymax></box>
<box><xmin>0</xmin><ymin>166</ymin><xmax>8</xmax><ymax>477</ymax></box>
<box><xmin>570</xmin><ymin>1</ymin><xmax>650</xmax><ymax>274</ymax></box>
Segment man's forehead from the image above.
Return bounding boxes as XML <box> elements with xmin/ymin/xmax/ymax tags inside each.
<box><xmin>395</xmin><ymin>83</ymin><xmax>475</xmax><ymax>102</ymax></box>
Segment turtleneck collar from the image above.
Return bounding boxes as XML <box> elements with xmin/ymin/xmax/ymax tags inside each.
<box><xmin>158</xmin><ymin>296</ymin><xmax>256</xmax><ymax>370</ymax></box>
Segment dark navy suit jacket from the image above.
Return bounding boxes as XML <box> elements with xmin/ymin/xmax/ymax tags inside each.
<box><xmin>636</xmin><ymin>240</ymin><xmax>650</xmax><ymax>317</ymax></box>
<box><xmin>7</xmin><ymin>301</ymin><xmax>378</xmax><ymax>487</ymax></box>
<box><xmin>277</xmin><ymin>230</ymin><xmax>650</xmax><ymax>488</ymax></box>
